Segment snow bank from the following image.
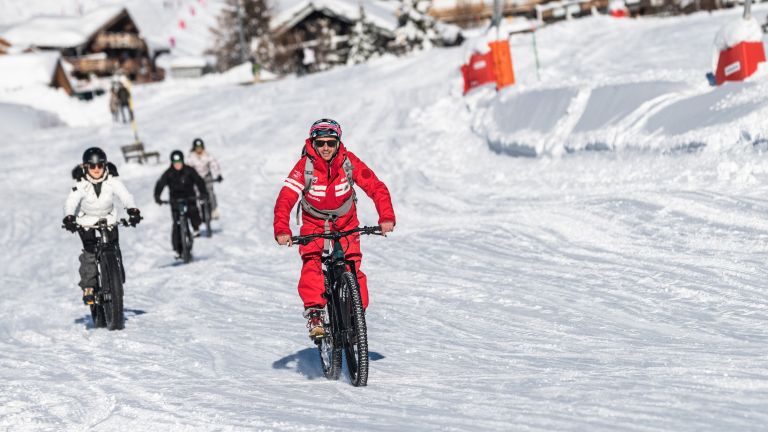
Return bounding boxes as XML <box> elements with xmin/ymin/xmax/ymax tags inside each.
<box><xmin>471</xmin><ymin>6</ymin><xmax>768</xmax><ymax>157</ymax></box>
<box><xmin>0</xmin><ymin>102</ymin><xmax>64</xmax><ymax>138</ymax></box>
<box><xmin>2</xmin><ymin>6</ymin><xmax>124</xmax><ymax>48</ymax></box>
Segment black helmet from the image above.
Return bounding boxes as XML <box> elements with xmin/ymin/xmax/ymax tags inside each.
<box><xmin>192</xmin><ymin>138</ymin><xmax>204</xmax><ymax>149</ymax></box>
<box><xmin>82</xmin><ymin>147</ymin><xmax>107</xmax><ymax>165</ymax></box>
<box><xmin>170</xmin><ymin>150</ymin><xmax>184</xmax><ymax>164</ymax></box>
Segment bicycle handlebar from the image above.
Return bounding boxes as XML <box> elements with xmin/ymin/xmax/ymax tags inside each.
<box><xmin>289</xmin><ymin>226</ymin><xmax>383</xmax><ymax>246</ymax></box>
<box><xmin>63</xmin><ymin>218</ymin><xmax>135</xmax><ymax>230</ymax></box>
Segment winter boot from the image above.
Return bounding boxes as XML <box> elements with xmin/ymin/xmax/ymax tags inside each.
<box><xmin>212</xmin><ymin>209</ymin><xmax>219</xmax><ymax>220</ymax></box>
<box><xmin>82</xmin><ymin>287</ymin><xmax>95</xmax><ymax>305</ymax></box>
<box><xmin>193</xmin><ymin>229</ymin><xmax>201</xmax><ymax>238</ymax></box>
<box><xmin>303</xmin><ymin>307</ymin><xmax>326</xmax><ymax>339</ymax></box>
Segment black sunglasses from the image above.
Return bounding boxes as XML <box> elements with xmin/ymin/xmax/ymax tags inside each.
<box><xmin>314</xmin><ymin>139</ymin><xmax>338</xmax><ymax>148</ymax></box>
<box><xmin>88</xmin><ymin>163</ymin><xmax>105</xmax><ymax>170</ymax></box>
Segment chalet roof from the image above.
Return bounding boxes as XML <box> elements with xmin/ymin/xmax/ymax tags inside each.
<box><xmin>1</xmin><ymin>6</ymin><xmax>127</xmax><ymax>49</ymax></box>
<box><xmin>0</xmin><ymin>51</ymin><xmax>64</xmax><ymax>91</ymax></box>
<box><xmin>273</xmin><ymin>0</ymin><xmax>400</xmax><ymax>36</ymax></box>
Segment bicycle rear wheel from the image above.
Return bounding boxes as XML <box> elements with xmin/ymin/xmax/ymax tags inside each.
<box><xmin>340</xmin><ymin>272</ymin><xmax>368</xmax><ymax>387</ymax></box>
<box><xmin>99</xmin><ymin>252</ymin><xmax>124</xmax><ymax>331</ymax></box>
<box><xmin>318</xmin><ymin>302</ymin><xmax>342</xmax><ymax>380</ymax></box>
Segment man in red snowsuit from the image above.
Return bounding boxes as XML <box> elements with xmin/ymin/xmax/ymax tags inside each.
<box><xmin>274</xmin><ymin>119</ymin><xmax>395</xmax><ymax>338</ymax></box>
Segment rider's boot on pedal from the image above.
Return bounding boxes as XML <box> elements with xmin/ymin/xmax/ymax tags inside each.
<box><xmin>304</xmin><ymin>307</ymin><xmax>326</xmax><ymax>339</ymax></box>
<box><xmin>82</xmin><ymin>287</ymin><xmax>95</xmax><ymax>305</ymax></box>
<box><xmin>212</xmin><ymin>209</ymin><xmax>219</xmax><ymax>220</ymax></box>
<box><xmin>193</xmin><ymin>229</ymin><xmax>201</xmax><ymax>238</ymax></box>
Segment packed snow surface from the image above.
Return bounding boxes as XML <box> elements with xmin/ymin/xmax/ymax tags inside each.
<box><xmin>3</xmin><ymin>6</ymin><xmax>768</xmax><ymax>431</ymax></box>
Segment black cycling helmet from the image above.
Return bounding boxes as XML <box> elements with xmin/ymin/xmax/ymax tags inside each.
<box><xmin>170</xmin><ymin>150</ymin><xmax>184</xmax><ymax>164</ymax></box>
<box><xmin>192</xmin><ymin>138</ymin><xmax>204</xmax><ymax>149</ymax></box>
<box><xmin>82</xmin><ymin>147</ymin><xmax>107</xmax><ymax>165</ymax></box>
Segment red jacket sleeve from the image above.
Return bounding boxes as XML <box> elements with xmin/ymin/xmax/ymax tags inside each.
<box><xmin>348</xmin><ymin>153</ymin><xmax>396</xmax><ymax>226</ymax></box>
<box><xmin>273</xmin><ymin>158</ymin><xmax>306</xmax><ymax>238</ymax></box>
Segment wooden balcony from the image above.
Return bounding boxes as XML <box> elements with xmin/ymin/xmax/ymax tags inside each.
<box><xmin>92</xmin><ymin>32</ymin><xmax>146</xmax><ymax>51</ymax></box>
<box><xmin>65</xmin><ymin>57</ymin><xmax>121</xmax><ymax>75</ymax></box>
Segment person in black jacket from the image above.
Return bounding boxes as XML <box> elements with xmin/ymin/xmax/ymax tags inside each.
<box><xmin>117</xmin><ymin>83</ymin><xmax>132</xmax><ymax>123</ymax></box>
<box><xmin>154</xmin><ymin>150</ymin><xmax>208</xmax><ymax>259</ymax></box>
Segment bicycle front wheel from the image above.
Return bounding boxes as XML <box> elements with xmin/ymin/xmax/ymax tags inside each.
<box><xmin>204</xmin><ymin>201</ymin><xmax>212</xmax><ymax>238</ymax></box>
<box><xmin>99</xmin><ymin>252</ymin><xmax>124</xmax><ymax>331</ymax></box>
<box><xmin>181</xmin><ymin>214</ymin><xmax>192</xmax><ymax>264</ymax></box>
<box><xmin>340</xmin><ymin>272</ymin><xmax>368</xmax><ymax>387</ymax></box>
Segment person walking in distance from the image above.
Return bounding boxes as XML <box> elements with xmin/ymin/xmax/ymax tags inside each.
<box><xmin>62</xmin><ymin>148</ymin><xmax>141</xmax><ymax>304</ymax></box>
<box><xmin>117</xmin><ymin>83</ymin><xmax>132</xmax><ymax>123</ymax></box>
<box><xmin>154</xmin><ymin>151</ymin><xmax>209</xmax><ymax>259</ymax></box>
<box><xmin>273</xmin><ymin>119</ymin><xmax>395</xmax><ymax>338</ymax></box>
<box><xmin>186</xmin><ymin>138</ymin><xmax>222</xmax><ymax>220</ymax></box>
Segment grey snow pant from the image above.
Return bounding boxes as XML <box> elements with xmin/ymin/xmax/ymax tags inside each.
<box><xmin>77</xmin><ymin>227</ymin><xmax>119</xmax><ymax>289</ymax></box>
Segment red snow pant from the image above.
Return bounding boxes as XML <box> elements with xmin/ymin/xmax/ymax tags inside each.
<box><xmin>297</xmin><ymin>217</ymin><xmax>368</xmax><ymax>309</ymax></box>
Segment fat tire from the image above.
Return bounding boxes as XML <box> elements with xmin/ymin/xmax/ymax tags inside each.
<box><xmin>318</xmin><ymin>301</ymin><xmax>342</xmax><ymax>380</ymax></box>
<box><xmin>90</xmin><ymin>303</ymin><xmax>106</xmax><ymax>328</ymax></box>
<box><xmin>341</xmin><ymin>272</ymin><xmax>368</xmax><ymax>387</ymax></box>
<box><xmin>100</xmin><ymin>252</ymin><xmax>124</xmax><ymax>331</ymax></box>
<box><xmin>204</xmin><ymin>200</ymin><xmax>212</xmax><ymax>238</ymax></box>
<box><xmin>180</xmin><ymin>214</ymin><xmax>192</xmax><ymax>264</ymax></box>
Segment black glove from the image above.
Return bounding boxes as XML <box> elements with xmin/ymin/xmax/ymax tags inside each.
<box><xmin>155</xmin><ymin>197</ymin><xmax>163</xmax><ymax>205</ymax></box>
<box><xmin>216</xmin><ymin>176</ymin><xmax>223</xmax><ymax>182</ymax></box>
<box><xmin>63</xmin><ymin>215</ymin><xmax>78</xmax><ymax>233</ymax></box>
<box><xmin>127</xmin><ymin>208</ymin><xmax>141</xmax><ymax>227</ymax></box>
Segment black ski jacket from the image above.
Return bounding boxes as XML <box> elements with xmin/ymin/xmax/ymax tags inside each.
<box><xmin>154</xmin><ymin>165</ymin><xmax>208</xmax><ymax>202</ymax></box>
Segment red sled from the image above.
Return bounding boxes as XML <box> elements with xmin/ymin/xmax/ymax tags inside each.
<box><xmin>715</xmin><ymin>41</ymin><xmax>766</xmax><ymax>86</ymax></box>
<box><xmin>610</xmin><ymin>9</ymin><xmax>626</xmax><ymax>17</ymax></box>
<box><xmin>462</xmin><ymin>51</ymin><xmax>496</xmax><ymax>94</ymax></box>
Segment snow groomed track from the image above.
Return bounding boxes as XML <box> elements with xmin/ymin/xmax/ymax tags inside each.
<box><xmin>2</xmin><ymin>6</ymin><xmax>768</xmax><ymax>430</ymax></box>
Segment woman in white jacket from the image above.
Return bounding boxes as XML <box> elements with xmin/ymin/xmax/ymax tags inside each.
<box><xmin>63</xmin><ymin>148</ymin><xmax>141</xmax><ymax>305</ymax></box>
<box><xmin>186</xmin><ymin>138</ymin><xmax>222</xmax><ymax>219</ymax></box>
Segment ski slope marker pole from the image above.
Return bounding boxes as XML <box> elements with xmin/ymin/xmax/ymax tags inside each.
<box><xmin>126</xmin><ymin>77</ymin><xmax>140</xmax><ymax>146</ymax></box>
<box><xmin>531</xmin><ymin>21</ymin><xmax>541</xmax><ymax>82</ymax></box>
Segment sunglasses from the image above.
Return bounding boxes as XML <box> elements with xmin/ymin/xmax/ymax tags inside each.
<box><xmin>194</xmin><ymin>145</ymin><xmax>203</xmax><ymax>149</ymax></box>
<box><xmin>315</xmin><ymin>139</ymin><xmax>338</xmax><ymax>148</ymax></box>
<box><xmin>88</xmin><ymin>163</ymin><xmax>105</xmax><ymax>170</ymax></box>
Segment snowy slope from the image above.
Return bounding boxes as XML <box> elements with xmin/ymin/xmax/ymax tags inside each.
<box><xmin>474</xmin><ymin>5</ymin><xmax>768</xmax><ymax>156</ymax></box>
<box><xmin>3</xmin><ymin>8</ymin><xmax>768</xmax><ymax>432</ymax></box>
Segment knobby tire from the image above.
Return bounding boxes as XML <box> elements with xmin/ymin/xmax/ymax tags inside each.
<box><xmin>318</xmin><ymin>299</ymin><xmax>342</xmax><ymax>380</ymax></box>
<box><xmin>341</xmin><ymin>272</ymin><xmax>368</xmax><ymax>387</ymax></box>
<box><xmin>100</xmin><ymin>252</ymin><xmax>124</xmax><ymax>331</ymax></box>
<box><xmin>204</xmin><ymin>201</ymin><xmax>212</xmax><ymax>238</ymax></box>
<box><xmin>90</xmin><ymin>302</ymin><xmax>106</xmax><ymax>328</ymax></box>
<box><xmin>181</xmin><ymin>214</ymin><xmax>192</xmax><ymax>264</ymax></box>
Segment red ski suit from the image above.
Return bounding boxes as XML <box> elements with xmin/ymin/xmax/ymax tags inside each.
<box><xmin>273</xmin><ymin>140</ymin><xmax>396</xmax><ymax>309</ymax></box>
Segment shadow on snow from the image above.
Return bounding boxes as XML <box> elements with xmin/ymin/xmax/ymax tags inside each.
<box><xmin>74</xmin><ymin>309</ymin><xmax>147</xmax><ymax>329</ymax></box>
<box><xmin>272</xmin><ymin>348</ymin><xmax>385</xmax><ymax>380</ymax></box>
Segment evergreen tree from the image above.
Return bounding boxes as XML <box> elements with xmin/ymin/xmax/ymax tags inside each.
<box><xmin>347</xmin><ymin>5</ymin><xmax>383</xmax><ymax>65</ymax></box>
<box><xmin>207</xmin><ymin>0</ymin><xmax>272</xmax><ymax>72</ymax></box>
<box><xmin>391</xmin><ymin>0</ymin><xmax>443</xmax><ymax>54</ymax></box>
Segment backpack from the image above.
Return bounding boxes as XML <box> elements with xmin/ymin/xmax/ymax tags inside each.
<box><xmin>295</xmin><ymin>151</ymin><xmax>356</xmax><ymax>226</ymax></box>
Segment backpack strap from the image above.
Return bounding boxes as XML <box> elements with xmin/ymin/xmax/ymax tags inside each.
<box><xmin>296</xmin><ymin>156</ymin><xmax>314</xmax><ymax>225</ymax></box>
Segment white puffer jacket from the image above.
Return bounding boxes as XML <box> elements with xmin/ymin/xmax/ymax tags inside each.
<box><xmin>186</xmin><ymin>150</ymin><xmax>221</xmax><ymax>179</ymax></box>
<box><xmin>64</xmin><ymin>164</ymin><xmax>137</xmax><ymax>229</ymax></box>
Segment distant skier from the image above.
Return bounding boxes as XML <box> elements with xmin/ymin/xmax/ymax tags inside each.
<box><xmin>273</xmin><ymin>119</ymin><xmax>396</xmax><ymax>338</ymax></box>
<box><xmin>117</xmin><ymin>83</ymin><xmax>132</xmax><ymax>123</ymax></box>
<box><xmin>154</xmin><ymin>150</ymin><xmax>209</xmax><ymax>259</ymax></box>
<box><xmin>186</xmin><ymin>138</ymin><xmax>222</xmax><ymax>220</ymax></box>
<box><xmin>63</xmin><ymin>148</ymin><xmax>141</xmax><ymax>304</ymax></box>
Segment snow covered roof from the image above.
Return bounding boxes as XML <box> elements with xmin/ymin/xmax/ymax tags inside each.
<box><xmin>0</xmin><ymin>51</ymin><xmax>63</xmax><ymax>91</ymax></box>
<box><xmin>1</xmin><ymin>6</ymin><xmax>126</xmax><ymax>49</ymax></box>
<box><xmin>273</xmin><ymin>0</ymin><xmax>400</xmax><ymax>36</ymax></box>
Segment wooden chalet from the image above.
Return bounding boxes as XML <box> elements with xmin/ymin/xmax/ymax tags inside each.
<box><xmin>0</xmin><ymin>36</ymin><xmax>10</xmax><ymax>55</ymax></box>
<box><xmin>1</xmin><ymin>6</ymin><xmax>167</xmax><ymax>83</ymax></box>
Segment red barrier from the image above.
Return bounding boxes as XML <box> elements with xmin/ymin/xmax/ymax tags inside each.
<box><xmin>461</xmin><ymin>51</ymin><xmax>496</xmax><ymax>94</ymax></box>
<box><xmin>610</xmin><ymin>9</ymin><xmax>626</xmax><ymax>17</ymax></box>
<box><xmin>489</xmin><ymin>40</ymin><xmax>515</xmax><ymax>91</ymax></box>
<box><xmin>715</xmin><ymin>41</ymin><xmax>766</xmax><ymax>85</ymax></box>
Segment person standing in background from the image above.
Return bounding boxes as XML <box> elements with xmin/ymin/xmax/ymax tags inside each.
<box><xmin>109</xmin><ymin>88</ymin><xmax>120</xmax><ymax>122</ymax></box>
<box><xmin>117</xmin><ymin>83</ymin><xmax>132</xmax><ymax>123</ymax></box>
<box><xmin>186</xmin><ymin>138</ymin><xmax>222</xmax><ymax>220</ymax></box>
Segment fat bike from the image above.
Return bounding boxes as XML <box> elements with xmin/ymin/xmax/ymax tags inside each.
<box><xmin>162</xmin><ymin>198</ymin><xmax>194</xmax><ymax>264</ymax></box>
<box><xmin>290</xmin><ymin>226</ymin><xmax>383</xmax><ymax>387</ymax></box>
